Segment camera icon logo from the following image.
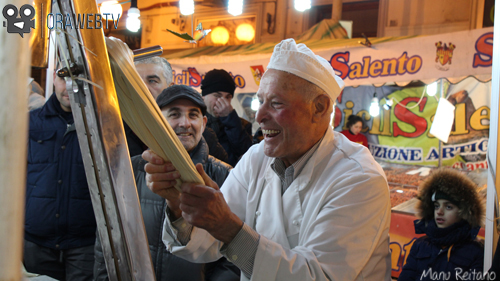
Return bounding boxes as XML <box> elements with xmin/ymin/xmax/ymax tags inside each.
<box><xmin>2</xmin><ymin>4</ymin><xmax>35</xmax><ymax>38</ymax></box>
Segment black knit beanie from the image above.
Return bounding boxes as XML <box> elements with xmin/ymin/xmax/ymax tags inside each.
<box><xmin>201</xmin><ymin>69</ymin><xmax>236</xmax><ymax>96</ymax></box>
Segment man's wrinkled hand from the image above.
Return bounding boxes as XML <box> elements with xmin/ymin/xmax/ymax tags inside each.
<box><xmin>179</xmin><ymin>164</ymin><xmax>243</xmax><ymax>244</ymax></box>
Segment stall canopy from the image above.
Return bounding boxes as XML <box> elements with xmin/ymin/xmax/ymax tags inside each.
<box><xmin>164</xmin><ymin>27</ymin><xmax>493</xmax><ymax>170</ymax></box>
<box><xmin>163</xmin><ymin>27</ymin><xmax>492</xmax><ymax>90</ymax></box>
<box><xmin>294</xmin><ymin>19</ymin><xmax>348</xmax><ymax>41</ymax></box>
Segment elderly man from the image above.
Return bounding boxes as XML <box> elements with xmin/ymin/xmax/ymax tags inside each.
<box><xmin>135</xmin><ymin>56</ymin><xmax>174</xmax><ymax>99</ymax></box>
<box><xmin>143</xmin><ymin>39</ymin><xmax>392</xmax><ymax>280</ymax></box>
<box><xmin>94</xmin><ymin>85</ymin><xmax>239</xmax><ymax>281</ymax></box>
<box><xmin>123</xmin><ymin>56</ymin><xmax>176</xmax><ymax>157</ymax></box>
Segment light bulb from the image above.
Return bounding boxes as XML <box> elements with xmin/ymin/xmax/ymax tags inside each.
<box><xmin>211</xmin><ymin>26</ymin><xmax>229</xmax><ymax>45</ymax></box>
<box><xmin>383</xmin><ymin>98</ymin><xmax>393</xmax><ymax>110</ymax></box>
<box><xmin>236</xmin><ymin>23</ymin><xmax>255</xmax><ymax>42</ymax></box>
<box><xmin>179</xmin><ymin>0</ymin><xmax>194</xmax><ymax>15</ymax></box>
<box><xmin>294</xmin><ymin>0</ymin><xmax>311</xmax><ymax>12</ymax></box>
<box><xmin>228</xmin><ymin>0</ymin><xmax>243</xmax><ymax>16</ymax></box>
<box><xmin>427</xmin><ymin>81</ymin><xmax>438</xmax><ymax>96</ymax></box>
<box><xmin>369</xmin><ymin>97</ymin><xmax>380</xmax><ymax>117</ymax></box>
<box><xmin>100</xmin><ymin>0</ymin><xmax>123</xmax><ymax>21</ymax></box>
<box><xmin>126</xmin><ymin>8</ymin><xmax>141</xmax><ymax>32</ymax></box>
<box><xmin>251</xmin><ymin>97</ymin><xmax>260</xmax><ymax>111</ymax></box>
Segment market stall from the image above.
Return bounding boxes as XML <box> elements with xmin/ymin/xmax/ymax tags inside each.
<box><xmin>162</xmin><ymin>27</ymin><xmax>494</xmax><ymax>277</ymax></box>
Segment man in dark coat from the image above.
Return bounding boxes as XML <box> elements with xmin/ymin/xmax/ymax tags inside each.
<box><xmin>94</xmin><ymin>85</ymin><xmax>240</xmax><ymax>281</ymax></box>
<box><xmin>201</xmin><ymin>69</ymin><xmax>253</xmax><ymax>166</ymax></box>
<box><xmin>24</xmin><ymin>68</ymin><xmax>96</xmax><ymax>280</ymax></box>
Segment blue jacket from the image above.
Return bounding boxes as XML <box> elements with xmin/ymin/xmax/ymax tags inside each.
<box><xmin>25</xmin><ymin>94</ymin><xmax>96</xmax><ymax>250</ymax></box>
<box><xmin>398</xmin><ymin>220</ymin><xmax>484</xmax><ymax>281</ymax></box>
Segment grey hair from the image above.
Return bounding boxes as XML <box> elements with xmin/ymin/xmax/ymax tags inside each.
<box><xmin>298</xmin><ymin>78</ymin><xmax>329</xmax><ymax>104</ymax></box>
<box><xmin>135</xmin><ymin>56</ymin><xmax>173</xmax><ymax>86</ymax></box>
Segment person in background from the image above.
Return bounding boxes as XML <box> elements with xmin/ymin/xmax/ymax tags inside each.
<box><xmin>24</xmin><ymin>66</ymin><xmax>96</xmax><ymax>281</ymax></box>
<box><xmin>94</xmin><ymin>85</ymin><xmax>240</xmax><ymax>281</ymax></box>
<box><xmin>122</xmin><ymin>56</ymin><xmax>176</xmax><ymax>157</ymax></box>
<box><xmin>28</xmin><ymin>78</ymin><xmax>46</xmax><ymax>111</ymax></box>
<box><xmin>398</xmin><ymin>168</ymin><xmax>485</xmax><ymax>281</ymax></box>
<box><xmin>341</xmin><ymin>114</ymin><xmax>368</xmax><ymax>147</ymax></box>
<box><xmin>142</xmin><ymin>39</ymin><xmax>392</xmax><ymax>281</ymax></box>
<box><xmin>135</xmin><ymin>56</ymin><xmax>174</xmax><ymax>100</ymax></box>
<box><xmin>252</xmin><ymin>127</ymin><xmax>263</xmax><ymax>144</ymax></box>
<box><xmin>201</xmin><ymin>69</ymin><xmax>253</xmax><ymax>166</ymax></box>
<box><xmin>133</xmin><ymin>57</ymin><xmax>229</xmax><ymax>162</ymax></box>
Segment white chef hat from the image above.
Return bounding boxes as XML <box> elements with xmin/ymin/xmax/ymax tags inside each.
<box><xmin>267</xmin><ymin>38</ymin><xmax>344</xmax><ymax>101</ymax></box>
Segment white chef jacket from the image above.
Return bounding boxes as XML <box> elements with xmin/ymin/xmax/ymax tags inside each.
<box><xmin>162</xmin><ymin>127</ymin><xmax>392</xmax><ymax>281</ymax></box>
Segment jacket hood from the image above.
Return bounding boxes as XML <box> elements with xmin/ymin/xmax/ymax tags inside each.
<box><xmin>416</xmin><ymin>168</ymin><xmax>484</xmax><ymax>228</ymax></box>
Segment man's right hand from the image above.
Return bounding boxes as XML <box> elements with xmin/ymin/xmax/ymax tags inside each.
<box><xmin>142</xmin><ymin>150</ymin><xmax>182</xmax><ymax>219</ymax></box>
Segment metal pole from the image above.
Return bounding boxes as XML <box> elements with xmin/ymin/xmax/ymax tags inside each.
<box><xmin>0</xmin><ymin>0</ymin><xmax>30</xmax><ymax>279</ymax></box>
<box><xmin>485</xmin><ymin>0</ymin><xmax>500</xmax><ymax>270</ymax></box>
<box><xmin>438</xmin><ymin>78</ymin><xmax>443</xmax><ymax>168</ymax></box>
<box><xmin>331</xmin><ymin>0</ymin><xmax>342</xmax><ymax>23</ymax></box>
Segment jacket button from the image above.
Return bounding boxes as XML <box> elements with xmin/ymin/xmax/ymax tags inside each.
<box><xmin>55</xmin><ymin>244</ymin><xmax>59</xmax><ymax>248</ymax></box>
<box><xmin>37</xmin><ymin>140</ymin><xmax>42</xmax><ymax>143</ymax></box>
<box><xmin>255</xmin><ymin>211</ymin><xmax>261</xmax><ymax>216</ymax></box>
<box><xmin>61</xmin><ymin>145</ymin><xmax>66</xmax><ymax>150</ymax></box>
<box><xmin>292</xmin><ymin>220</ymin><xmax>300</xmax><ymax>226</ymax></box>
<box><xmin>232</xmin><ymin>255</ymin><xmax>238</xmax><ymax>261</ymax></box>
<box><xmin>58</xmin><ymin>180</ymin><xmax>62</xmax><ymax>184</ymax></box>
<box><xmin>55</xmin><ymin>214</ymin><xmax>60</xmax><ymax>218</ymax></box>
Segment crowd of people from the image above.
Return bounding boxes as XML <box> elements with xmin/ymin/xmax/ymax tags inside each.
<box><xmin>23</xmin><ymin>38</ymin><xmax>490</xmax><ymax>281</ymax></box>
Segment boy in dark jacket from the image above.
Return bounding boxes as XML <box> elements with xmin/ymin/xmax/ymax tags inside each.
<box><xmin>399</xmin><ymin>168</ymin><xmax>485</xmax><ymax>281</ymax></box>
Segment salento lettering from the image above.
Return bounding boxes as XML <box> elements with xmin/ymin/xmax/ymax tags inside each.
<box><xmin>330</xmin><ymin>52</ymin><xmax>422</xmax><ymax>80</ymax></box>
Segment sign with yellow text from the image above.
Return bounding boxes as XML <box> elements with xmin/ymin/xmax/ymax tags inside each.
<box><xmin>334</xmin><ymin>77</ymin><xmax>490</xmax><ymax>170</ymax></box>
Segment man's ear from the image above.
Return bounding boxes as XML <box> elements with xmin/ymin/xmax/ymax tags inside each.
<box><xmin>201</xmin><ymin>115</ymin><xmax>208</xmax><ymax>132</ymax></box>
<box><xmin>312</xmin><ymin>94</ymin><xmax>331</xmax><ymax>123</ymax></box>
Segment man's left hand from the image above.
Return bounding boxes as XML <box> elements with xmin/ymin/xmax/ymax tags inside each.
<box><xmin>179</xmin><ymin>163</ymin><xmax>244</xmax><ymax>244</ymax></box>
<box><xmin>213</xmin><ymin>97</ymin><xmax>233</xmax><ymax>117</ymax></box>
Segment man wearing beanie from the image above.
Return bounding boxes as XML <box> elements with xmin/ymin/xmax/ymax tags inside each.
<box><xmin>94</xmin><ymin>85</ymin><xmax>240</xmax><ymax>281</ymax></box>
<box><xmin>143</xmin><ymin>39</ymin><xmax>391</xmax><ymax>281</ymax></box>
<box><xmin>201</xmin><ymin>69</ymin><xmax>253</xmax><ymax>166</ymax></box>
